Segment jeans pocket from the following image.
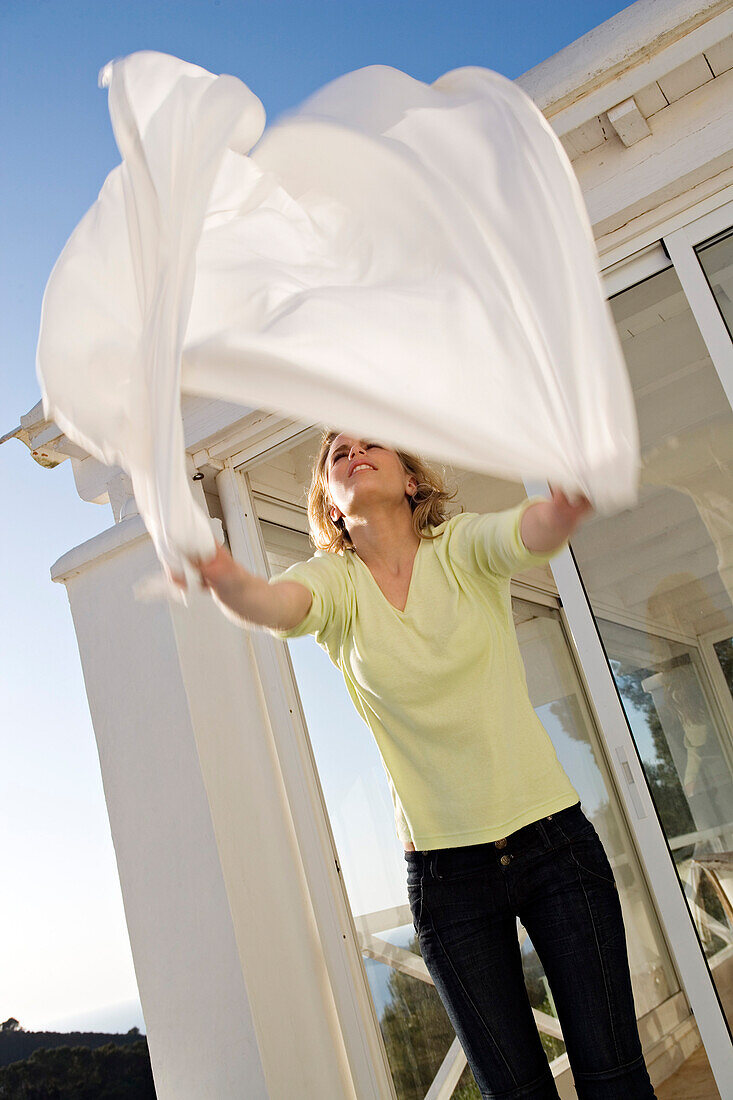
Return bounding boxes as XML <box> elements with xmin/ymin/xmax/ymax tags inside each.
<box><xmin>567</xmin><ymin>830</ymin><xmax>618</xmax><ymax>888</ymax></box>
<box><xmin>555</xmin><ymin>804</ymin><xmax>594</xmax><ymax>841</ymax></box>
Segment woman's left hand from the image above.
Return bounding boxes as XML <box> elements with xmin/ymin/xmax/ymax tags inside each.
<box><xmin>547</xmin><ymin>484</ymin><xmax>594</xmax><ymax>529</ymax></box>
<box><xmin>520</xmin><ymin>486</ymin><xmax>595</xmax><ymax>554</ymax></box>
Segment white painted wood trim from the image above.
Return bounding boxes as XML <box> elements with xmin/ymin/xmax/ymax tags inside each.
<box><xmin>583</xmin><ymin>66</ymin><xmax>733</xmax><ymax>237</ymax></box>
<box><xmin>602</xmin><ymin>241</ymin><xmax>672</xmax><ymax>297</ymax></box>
<box><xmin>51</xmin><ymin>513</ymin><xmax>151</xmax><ymax>581</ymax></box>
<box><xmin>56</xmin><ymin>534</ymin><xmax>271</xmax><ymax>1099</ymax></box>
<box><xmin>663</xmin><ymin>204</ymin><xmax>733</xmax><ymax>407</ymax></box>
<box><xmin>597</xmin><ymin>176</ymin><xmax>733</xmax><ymax>268</ymax></box>
<box><xmin>607</xmin><ymin>96</ymin><xmax>652</xmax><ymax>147</ymax></box>
<box><xmin>520</xmin><ymin>3</ymin><xmax>733</xmax><ymax>133</ymax></box>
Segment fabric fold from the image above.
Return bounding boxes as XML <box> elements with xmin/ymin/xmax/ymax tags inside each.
<box><xmin>36</xmin><ymin>50</ymin><xmax>640</xmax><ymax>583</ymax></box>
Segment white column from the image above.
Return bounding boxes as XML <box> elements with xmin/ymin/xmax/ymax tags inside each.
<box><xmin>51</xmin><ymin>514</ymin><xmax>358</xmax><ymax>1098</ymax></box>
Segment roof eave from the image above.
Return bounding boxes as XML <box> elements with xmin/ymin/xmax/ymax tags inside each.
<box><xmin>516</xmin><ymin>0</ymin><xmax>731</xmax><ymax>125</ymax></box>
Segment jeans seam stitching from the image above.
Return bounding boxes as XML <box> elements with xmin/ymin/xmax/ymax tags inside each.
<box><xmin>573</xmin><ymin>1051</ymin><xmax>647</xmax><ymax>1079</ymax></box>
<box><xmin>408</xmin><ymin>877</ymin><xmax>423</xmax><ymax>933</ymax></box>
<box><xmin>485</xmin><ymin>1066</ymin><xmax>559</xmax><ymax>1098</ymax></box>
<box><xmin>428</xmin><ymin>917</ymin><xmax>520</xmax><ymax>1086</ymax></box>
<box><xmin>556</xmin><ymin>821</ymin><xmax>616</xmax><ymax>887</ymax></box>
<box><xmin>568</xmin><ymin>850</ymin><xmax>622</xmax><ymax>1065</ymax></box>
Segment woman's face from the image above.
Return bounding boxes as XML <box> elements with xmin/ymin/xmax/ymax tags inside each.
<box><xmin>325</xmin><ymin>433</ymin><xmax>416</xmax><ymax>525</ymax></box>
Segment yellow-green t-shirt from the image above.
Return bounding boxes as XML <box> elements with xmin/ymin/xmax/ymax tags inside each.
<box><xmin>267</xmin><ymin>496</ymin><xmax>579</xmax><ymax>850</ymax></box>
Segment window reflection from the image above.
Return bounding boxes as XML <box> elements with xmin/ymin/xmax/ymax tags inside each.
<box><xmin>571</xmin><ymin>255</ymin><xmax>733</xmax><ymax>1031</ymax></box>
<box><xmin>696</xmin><ymin>227</ymin><xmax>733</xmax><ymax>340</ymax></box>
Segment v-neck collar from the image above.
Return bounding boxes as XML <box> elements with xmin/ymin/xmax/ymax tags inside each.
<box><xmin>353</xmin><ymin>537</ymin><xmax>424</xmax><ymax>617</ymax></box>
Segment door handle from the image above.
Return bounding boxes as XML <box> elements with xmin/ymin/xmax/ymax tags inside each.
<box><xmin>615</xmin><ymin>747</ymin><xmax>648</xmax><ymax>821</ymax></box>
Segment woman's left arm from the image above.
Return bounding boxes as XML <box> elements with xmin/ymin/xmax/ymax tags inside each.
<box><xmin>520</xmin><ymin>486</ymin><xmax>594</xmax><ymax>555</ymax></box>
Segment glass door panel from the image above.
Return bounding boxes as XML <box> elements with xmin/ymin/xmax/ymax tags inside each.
<box><xmin>516</xmin><ymin>605</ymin><xmax>678</xmax><ymax>1018</ymax></box>
<box><xmin>568</xmin><ymin>256</ymin><xmax>733</xmax><ymax>1034</ymax></box>
<box><xmin>598</xmin><ymin>620</ymin><xmax>733</xmax><ymax>970</ymax></box>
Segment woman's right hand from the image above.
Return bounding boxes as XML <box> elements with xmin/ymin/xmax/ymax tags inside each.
<box><xmin>169</xmin><ymin>542</ymin><xmax>310</xmax><ymax>632</ymax></box>
<box><xmin>169</xmin><ymin>542</ymin><xmax>243</xmax><ymax>602</ymax></box>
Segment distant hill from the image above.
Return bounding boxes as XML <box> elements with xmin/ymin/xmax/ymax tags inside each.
<box><xmin>0</xmin><ymin>1025</ymin><xmax>144</xmax><ymax>1067</ymax></box>
<box><xmin>0</xmin><ymin>1037</ymin><xmax>155</xmax><ymax>1098</ymax></box>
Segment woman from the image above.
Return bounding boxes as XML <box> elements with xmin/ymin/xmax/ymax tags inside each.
<box><xmin>175</xmin><ymin>431</ymin><xmax>656</xmax><ymax>1099</ymax></box>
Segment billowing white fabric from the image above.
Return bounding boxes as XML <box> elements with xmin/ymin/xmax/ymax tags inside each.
<box><xmin>36</xmin><ymin>50</ymin><xmax>640</xmax><ymax>585</ymax></box>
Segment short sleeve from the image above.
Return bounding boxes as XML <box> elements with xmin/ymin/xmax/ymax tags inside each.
<box><xmin>266</xmin><ymin>549</ymin><xmax>349</xmax><ymax>655</ymax></box>
<box><xmin>448</xmin><ymin>496</ymin><xmax>569</xmax><ymax>579</ymax></box>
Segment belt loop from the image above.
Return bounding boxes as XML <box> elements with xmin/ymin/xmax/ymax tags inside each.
<box><xmin>431</xmin><ymin>850</ymin><xmax>441</xmax><ymax>880</ymax></box>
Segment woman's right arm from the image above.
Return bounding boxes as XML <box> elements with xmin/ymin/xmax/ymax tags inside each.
<box><xmin>171</xmin><ymin>543</ymin><xmax>312</xmax><ymax>632</ymax></box>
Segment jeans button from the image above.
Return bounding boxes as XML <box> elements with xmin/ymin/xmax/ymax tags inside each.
<box><xmin>495</xmin><ymin>837</ymin><xmax>507</xmax><ymax>848</ymax></box>
<box><xmin>546</xmin><ymin>815</ymin><xmax>553</xmax><ymax>820</ymax></box>
<box><xmin>500</xmin><ymin>854</ymin><xmax>512</xmax><ymax>866</ymax></box>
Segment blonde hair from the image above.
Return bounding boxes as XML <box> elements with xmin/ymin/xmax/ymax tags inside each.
<box><xmin>305</xmin><ymin>428</ymin><xmax>463</xmax><ymax>554</ymax></box>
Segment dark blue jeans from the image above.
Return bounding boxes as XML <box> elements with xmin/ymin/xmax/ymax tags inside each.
<box><xmin>405</xmin><ymin>802</ymin><xmax>656</xmax><ymax>1099</ymax></box>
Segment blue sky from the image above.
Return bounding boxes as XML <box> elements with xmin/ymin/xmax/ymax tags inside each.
<box><xmin>1</xmin><ymin>0</ymin><xmax>635</xmax><ymax>1033</ymax></box>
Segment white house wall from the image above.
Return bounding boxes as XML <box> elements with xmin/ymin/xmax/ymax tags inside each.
<box><xmin>51</xmin><ymin>519</ymin><xmax>358</xmax><ymax>1098</ymax></box>
<box><xmin>573</xmin><ymin>67</ymin><xmax>733</xmax><ymax>241</ymax></box>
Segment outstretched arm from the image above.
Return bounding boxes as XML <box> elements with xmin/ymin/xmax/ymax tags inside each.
<box><xmin>169</xmin><ymin>543</ymin><xmax>312</xmax><ymax>632</ymax></box>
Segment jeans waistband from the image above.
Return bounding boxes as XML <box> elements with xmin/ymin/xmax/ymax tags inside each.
<box><xmin>404</xmin><ymin>801</ymin><xmax>584</xmax><ymax>878</ymax></box>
